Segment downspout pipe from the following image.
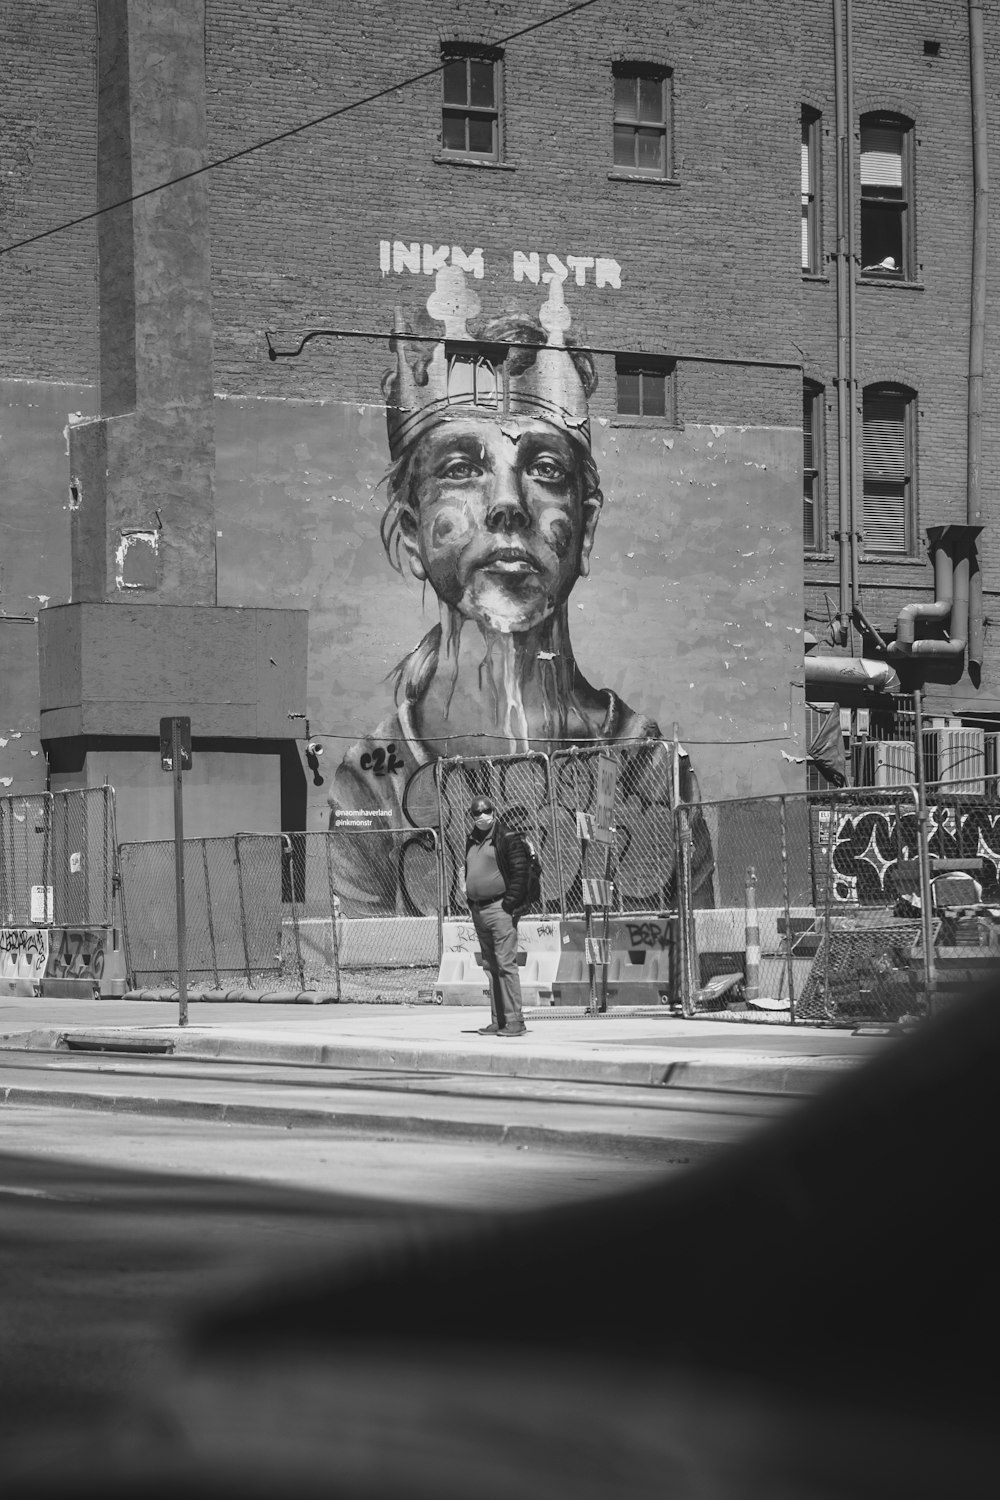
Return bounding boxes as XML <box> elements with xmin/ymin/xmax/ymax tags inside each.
<box><xmin>968</xmin><ymin>0</ymin><xmax>988</xmax><ymax>668</ymax></box>
<box><xmin>832</xmin><ymin>0</ymin><xmax>852</xmax><ymax>640</ymax></box>
<box><xmin>845</xmin><ymin>0</ymin><xmax>860</xmax><ymax>623</ymax></box>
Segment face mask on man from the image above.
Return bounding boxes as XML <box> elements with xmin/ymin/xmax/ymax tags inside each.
<box><xmin>474</xmin><ymin>812</ymin><xmax>495</xmax><ymax>832</ymax></box>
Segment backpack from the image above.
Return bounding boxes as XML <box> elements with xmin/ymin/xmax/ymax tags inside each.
<box><xmin>515</xmin><ymin>832</ymin><xmax>543</xmax><ymax>906</ymax></box>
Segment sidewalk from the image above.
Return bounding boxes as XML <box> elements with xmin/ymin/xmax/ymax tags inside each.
<box><xmin>0</xmin><ymin>996</ymin><xmax>890</xmax><ymax>1095</ymax></box>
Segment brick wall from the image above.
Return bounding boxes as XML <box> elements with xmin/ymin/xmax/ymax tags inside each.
<box><xmin>0</xmin><ymin>2</ymin><xmax>97</xmax><ymax>381</ymax></box>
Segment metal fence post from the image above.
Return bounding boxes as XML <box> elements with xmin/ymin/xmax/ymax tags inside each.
<box><xmin>233</xmin><ymin>833</ymin><xmax>253</xmax><ymax>986</ymax></box>
<box><xmin>822</xmin><ymin>793</ymin><xmax>836</xmax><ymax>1021</ymax></box>
<box><xmin>202</xmin><ymin>839</ymin><xmax>220</xmax><ymax>990</ymax></box>
<box><xmin>913</xmin><ymin>689</ymin><xmax>937</xmax><ymax>1013</ymax></box>
<box><xmin>323</xmin><ymin>831</ymin><xmax>343</xmax><ymax>1001</ymax></box>
<box><xmin>540</xmin><ymin>752</ymin><xmax>567</xmax><ymax>920</ymax></box>
<box><xmin>779</xmin><ymin>796</ymin><xmax>797</xmax><ymax>1021</ymax></box>
<box><xmin>284</xmin><ymin>834</ymin><xmax>306</xmax><ymax>991</ymax></box>
<box><xmin>675</xmin><ymin>803</ymin><xmax>696</xmax><ymax>1017</ymax></box>
<box><xmin>431</xmin><ymin>828</ymin><xmax>444</xmax><ymax>972</ymax></box>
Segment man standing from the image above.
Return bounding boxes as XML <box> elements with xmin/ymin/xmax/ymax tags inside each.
<box><xmin>464</xmin><ymin>796</ymin><xmax>531</xmax><ymax>1037</ymax></box>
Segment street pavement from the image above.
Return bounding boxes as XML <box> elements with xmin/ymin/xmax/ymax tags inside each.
<box><xmin>0</xmin><ymin>996</ymin><xmax>892</xmax><ymax>1159</ymax></box>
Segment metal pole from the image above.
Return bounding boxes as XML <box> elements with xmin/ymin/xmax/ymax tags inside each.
<box><xmin>171</xmin><ymin>719</ymin><xmax>188</xmax><ymax>1027</ymax></box>
<box><xmin>202</xmin><ymin>839</ymin><xmax>220</xmax><ymax>991</ymax></box>
<box><xmin>913</xmin><ymin>688</ymin><xmax>938</xmax><ymax>1012</ymax></box>
<box><xmin>780</xmin><ymin>797</ymin><xmax>797</xmax><ymax>1021</ymax></box>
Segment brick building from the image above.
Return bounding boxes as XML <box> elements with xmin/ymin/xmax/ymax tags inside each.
<box><xmin>0</xmin><ymin>0</ymin><xmax>997</xmax><ymax>851</ymax></box>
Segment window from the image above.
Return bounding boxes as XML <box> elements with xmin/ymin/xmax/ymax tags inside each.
<box><xmin>862</xmin><ymin>385</ymin><xmax>916</xmax><ymax>554</ymax></box>
<box><xmin>615</xmin><ymin>356</ymin><xmax>676</xmax><ymax>419</ymax></box>
<box><xmin>613</xmin><ymin>64</ymin><xmax>671</xmax><ymax>176</ymax></box>
<box><xmin>801</xmin><ymin>107</ymin><xmax>821</xmax><ymax>272</ymax></box>
<box><xmin>441</xmin><ymin>47</ymin><xmax>502</xmax><ymax>160</ymax></box>
<box><xmin>860</xmin><ymin>113</ymin><xmax>914</xmax><ymax>278</ymax></box>
<box><xmin>803</xmin><ymin>381</ymin><xmax>824</xmax><ymax>549</ymax></box>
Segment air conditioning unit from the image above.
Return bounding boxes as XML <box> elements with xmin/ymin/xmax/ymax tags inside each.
<box><xmin>986</xmin><ymin>734</ymin><xmax>1000</xmax><ymax>795</ymax></box>
<box><xmin>936</xmin><ymin>728</ymin><xmax>985</xmax><ymax>794</ymax></box>
<box><xmin>863</xmin><ymin>740</ymin><xmax>916</xmax><ymax>788</ymax></box>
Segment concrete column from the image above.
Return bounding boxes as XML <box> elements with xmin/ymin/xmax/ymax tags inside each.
<box><xmin>70</xmin><ymin>0</ymin><xmax>216</xmax><ymax>605</ymax></box>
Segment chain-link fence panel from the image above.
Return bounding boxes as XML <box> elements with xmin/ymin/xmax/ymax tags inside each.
<box><xmin>279</xmin><ymin>829</ymin><xmax>441</xmax><ymax>1001</ymax></box>
<box><xmin>675</xmin><ymin>787</ymin><xmax>933</xmax><ymax>1026</ymax></box>
<box><xmin>435</xmin><ymin>753</ymin><xmax>561</xmax><ymax>917</ymax></box>
<box><xmin>1</xmin><ymin>787</ymin><xmax>119</xmax><ymax>926</ymax></box>
<box><xmin>548</xmin><ymin>741</ymin><xmax>714</xmax><ymax>916</ymax></box>
<box><xmin>119</xmin><ymin>835</ymin><xmax>285</xmax><ymax>989</ymax></box>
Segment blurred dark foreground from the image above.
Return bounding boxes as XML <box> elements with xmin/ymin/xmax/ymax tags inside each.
<box><xmin>11</xmin><ymin>977</ymin><xmax>1000</xmax><ymax>1500</ymax></box>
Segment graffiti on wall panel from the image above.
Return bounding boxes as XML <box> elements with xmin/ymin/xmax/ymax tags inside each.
<box><xmin>821</xmin><ymin>805</ymin><xmax>1000</xmax><ymax>904</ymax></box>
<box><xmin>326</xmin><ymin>263</ymin><xmax>715</xmax><ymax>915</ymax></box>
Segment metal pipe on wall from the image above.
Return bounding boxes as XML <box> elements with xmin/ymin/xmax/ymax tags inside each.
<box><xmin>844</xmin><ymin>0</ymin><xmax>860</xmax><ymax>625</ymax></box>
<box><xmin>968</xmin><ymin>0</ymin><xmax>988</xmax><ymax>668</ymax></box>
<box><xmin>832</xmin><ymin>0</ymin><xmax>852</xmax><ymax>639</ymax></box>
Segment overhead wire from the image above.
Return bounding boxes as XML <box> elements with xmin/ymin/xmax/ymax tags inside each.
<box><xmin>0</xmin><ymin>0</ymin><xmax>604</xmax><ymax>260</ymax></box>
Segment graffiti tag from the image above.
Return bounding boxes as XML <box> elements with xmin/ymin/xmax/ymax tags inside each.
<box><xmin>625</xmin><ymin>921</ymin><xmax>672</xmax><ymax>950</ymax></box>
<box><xmin>0</xmin><ymin>927</ymin><xmax>50</xmax><ymax>982</ymax></box>
<box><xmin>359</xmin><ymin>744</ymin><xmax>405</xmax><ymax>777</ymax></box>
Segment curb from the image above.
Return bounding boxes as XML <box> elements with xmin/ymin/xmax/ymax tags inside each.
<box><xmin>0</xmin><ymin>1026</ymin><xmax>860</xmax><ymax>1096</ymax></box>
<box><xmin>0</xmin><ymin>1084</ymin><xmax>721</xmax><ymax>1165</ymax></box>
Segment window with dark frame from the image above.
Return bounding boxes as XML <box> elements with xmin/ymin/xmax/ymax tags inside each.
<box><xmin>862</xmin><ymin>385</ymin><xmax>916</xmax><ymax>554</ymax></box>
<box><xmin>441</xmin><ymin>47</ymin><xmax>502</xmax><ymax>160</ymax></box>
<box><xmin>613</xmin><ymin>64</ymin><xmax>671</xmax><ymax>177</ymax></box>
<box><xmin>801</xmin><ymin>107</ymin><xmax>821</xmax><ymax>273</ymax></box>
<box><xmin>860</xmin><ymin>113</ymin><xmax>914</xmax><ymax>278</ymax></box>
<box><xmin>803</xmin><ymin>381</ymin><xmax>824</xmax><ymax>550</ymax></box>
<box><xmin>615</xmin><ymin>356</ymin><xmax>676</xmax><ymax>420</ymax></box>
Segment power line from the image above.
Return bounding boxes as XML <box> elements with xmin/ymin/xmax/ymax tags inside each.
<box><xmin>0</xmin><ymin>0</ymin><xmax>604</xmax><ymax>260</ymax></box>
<box><xmin>266</xmin><ymin>327</ymin><xmax>801</xmax><ymax>373</ymax></box>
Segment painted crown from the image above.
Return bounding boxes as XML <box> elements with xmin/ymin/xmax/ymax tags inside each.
<box><xmin>385</xmin><ymin>267</ymin><xmax>592</xmax><ymax>459</ymax></box>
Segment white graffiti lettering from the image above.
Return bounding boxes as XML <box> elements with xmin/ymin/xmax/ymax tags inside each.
<box><xmin>379</xmin><ymin>241</ymin><xmax>623</xmax><ymax>289</ymax></box>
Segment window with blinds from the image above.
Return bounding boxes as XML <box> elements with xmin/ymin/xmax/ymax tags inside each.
<box><xmin>860</xmin><ymin>113</ymin><xmax>913</xmax><ymax>277</ymax></box>
<box><xmin>613</xmin><ymin>64</ymin><xmax>672</xmax><ymax>176</ymax></box>
<box><xmin>801</xmin><ymin>108</ymin><xmax>821</xmax><ymax>273</ymax></box>
<box><xmin>803</xmin><ymin>381</ymin><xmax>823</xmax><ymax>549</ymax></box>
<box><xmin>863</xmin><ymin>387</ymin><xmax>915</xmax><ymax>553</ymax></box>
<box><xmin>441</xmin><ymin>46</ymin><xmax>503</xmax><ymax>160</ymax></box>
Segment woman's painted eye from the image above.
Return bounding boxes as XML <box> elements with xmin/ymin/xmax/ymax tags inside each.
<box><xmin>527</xmin><ymin>456</ymin><xmax>568</xmax><ymax>483</ymax></box>
<box><xmin>440</xmin><ymin>457</ymin><xmax>483</xmax><ymax>481</ymax></box>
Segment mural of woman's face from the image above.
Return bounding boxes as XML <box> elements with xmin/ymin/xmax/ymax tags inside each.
<box><xmin>400</xmin><ymin>414</ymin><xmax>600</xmax><ymax>634</ymax></box>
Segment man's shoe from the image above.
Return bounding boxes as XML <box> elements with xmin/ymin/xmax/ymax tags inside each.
<box><xmin>476</xmin><ymin>1023</ymin><xmax>500</xmax><ymax>1035</ymax></box>
<box><xmin>499</xmin><ymin>1025</ymin><xmax>528</xmax><ymax>1037</ymax></box>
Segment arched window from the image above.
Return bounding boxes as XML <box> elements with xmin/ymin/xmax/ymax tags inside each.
<box><xmin>860</xmin><ymin>113</ymin><xmax>915</xmax><ymax>278</ymax></box>
<box><xmin>862</xmin><ymin>384</ymin><xmax>916</xmax><ymax>554</ymax></box>
<box><xmin>803</xmin><ymin>380</ymin><xmax>825</xmax><ymax>550</ymax></box>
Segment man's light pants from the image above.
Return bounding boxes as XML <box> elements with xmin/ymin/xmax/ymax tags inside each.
<box><xmin>470</xmin><ymin>899</ymin><xmax>524</xmax><ymax>1030</ymax></box>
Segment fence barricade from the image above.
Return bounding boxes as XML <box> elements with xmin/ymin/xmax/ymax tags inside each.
<box><xmin>0</xmin><ymin>787</ymin><xmax>126</xmax><ymax>998</ymax></box>
<box><xmin>119</xmin><ymin>828</ymin><xmax>443</xmax><ymax>1002</ymax></box>
<box><xmin>675</xmin><ymin>786</ymin><xmax>938</xmax><ymax>1026</ymax></box>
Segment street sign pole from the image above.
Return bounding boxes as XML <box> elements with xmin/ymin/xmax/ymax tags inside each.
<box><xmin>172</xmin><ymin>718</ymin><xmax>188</xmax><ymax>1028</ymax></box>
<box><xmin>161</xmin><ymin>716</ymin><xmax>192</xmax><ymax>1029</ymax></box>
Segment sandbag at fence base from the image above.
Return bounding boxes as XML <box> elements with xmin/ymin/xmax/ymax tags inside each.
<box><xmin>124</xmin><ymin>988</ymin><xmax>340</xmax><ymax>1004</ymax></box>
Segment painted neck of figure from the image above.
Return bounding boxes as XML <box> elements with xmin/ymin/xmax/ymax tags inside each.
<box><xmin>411</xmin><ymin>602</ymin><xmax>583</xmax><ymax>756</ymax></box>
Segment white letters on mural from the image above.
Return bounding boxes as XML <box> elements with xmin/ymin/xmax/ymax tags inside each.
<box><xmin>379</xmin><ymin>241</ymin><xmax>622</xmax><ymax>289</ymax></box>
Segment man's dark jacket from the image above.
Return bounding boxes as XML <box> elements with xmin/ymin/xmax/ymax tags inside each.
<box><xmin>465</xmin><ymin>818</ymin><xmax>533</xmax><ymax>917</ymax></box>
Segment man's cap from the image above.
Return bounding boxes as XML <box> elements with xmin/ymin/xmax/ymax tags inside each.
<box><xmin>470</xmin><ymin>797</ymin><xmax>494</xmax><ymax>816</ymax></box>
